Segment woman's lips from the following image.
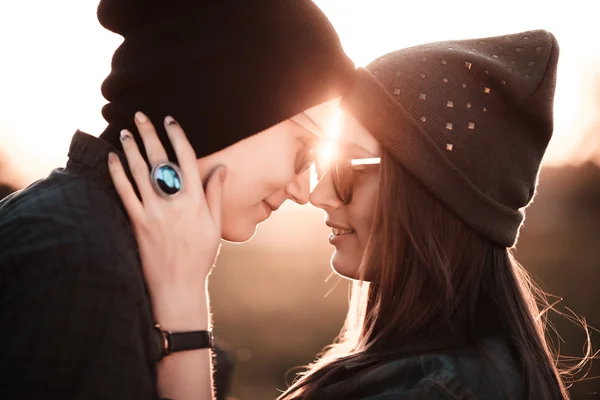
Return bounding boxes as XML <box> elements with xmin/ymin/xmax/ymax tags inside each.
<box><xmin>328</xmin><ymin>227</ymin><xmax>355</xmax><ymax>244</ymax></box>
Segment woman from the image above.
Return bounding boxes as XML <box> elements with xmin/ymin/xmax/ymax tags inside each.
<box><xmin>110</xmin><ymin>30</ymin><xmax>579</xmax><ymax>399</ymax></box>
<box><xmin>280</xmin><ymin>28</ymin><xmax>568</xmax><ymax>399</ymax></box>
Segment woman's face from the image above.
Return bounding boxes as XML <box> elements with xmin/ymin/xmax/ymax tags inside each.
<box><xmin>198</xmin><ymin>98</ymin><xmax>340</xmax><ymax>243</ymax></box>
<box><xmin>310</xmin><ymin>114</ymin><xmax>381</xmax><ymax>280</ymax></box>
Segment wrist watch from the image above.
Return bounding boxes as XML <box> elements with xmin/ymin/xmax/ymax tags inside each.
<box><xmin>152</xmin><ymin>323</ymin><xmax>214</xmax><ymax>361</ymax></box>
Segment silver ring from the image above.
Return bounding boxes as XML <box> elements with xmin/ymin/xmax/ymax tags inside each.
<box><xmin>150</xmin><ymin>161</ymin><xmax>184</xmax><ymax>198</ymax></box>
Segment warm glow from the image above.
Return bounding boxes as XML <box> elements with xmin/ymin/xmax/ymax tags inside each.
<box><xmin>314</xmin><ymin>0</ymin><xmax>600</xmax><ymax>169</ymax></box>
<box><xmin>0</xmin><ymin>1</ymin><xmax>598</xmax><ymax>186</ymax></box>
<box><xmin>318</xmin><ymin>108</ymin><xmax>343</xmax><ymax>161</ymax></box>
<box><xmin>310</xmin><ymin>108</ymin><xmax>344</xmax><ymax>189</ymax></box>
<box><xmin>327</xmin><ymin>109</ymin><xmax>343</xmax><ymax>140</ymax></box>
<box><xmin>311</xmin><ymin>139</ymin><xmax>335</xmax><ymax>190</ymax></box>
<box><xmin>318</xmin><ymin>140</ymin><xmax>337</xmax><ymax>163</ymax></box>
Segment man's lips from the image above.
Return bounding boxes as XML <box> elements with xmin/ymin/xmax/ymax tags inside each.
<box><xmin>263</xmin><ymin>201</ymin><xmax>279</xmax><ymax>211</ymax></box>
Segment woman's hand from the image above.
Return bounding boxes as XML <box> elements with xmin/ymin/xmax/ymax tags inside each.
<box><xmin>107</xmin><ymin>112</ymin><xmax>226</xmax><ymax>329</ymax></box>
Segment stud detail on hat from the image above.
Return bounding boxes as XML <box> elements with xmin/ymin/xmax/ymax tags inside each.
<box><xmin>461</xmin><ymin>83</ymin><xmax>467</xmax><ymax>88</ymax></box>
<box><xmin>524</xmin><ymin>74</ymin><xmax>531</xmax><ymax>79</ymax></box>
<box><xmin>515</xmin><ymin>47</ymin><xmax>523</xmax><ymax>53</ymax></box>
<box><xmin>510</xmin><ymin>60</ymin><xmax>516</xmax><ymax>65</ymax></box>
<box><xmin>465</xmin><ymin>61</ymin><xmax>472</xmax><ymax>69</ymax></box>
<box><xmin>484</xmin><ymin>70</ymin><xmax>490</xmax><ymax>75</ymax></box>
<box><xmin>419</xmin><ymin>93</ymin><xmax>427</xmax><ymax>100</ymax></box>
<box><xmin>483</xmin><ymin>107</ymin><xmax>488</xmax><ymax>112</ymax></box>
<box><xmin>528</xmin><ymin>61</ymin><xmax>536</xmax><ymax>67</ymax></box>
<box><xmin>421</xmin><ymin>56</ymin><xmax>427</xmax><ymax>62</ymax></box>
<box><xmin>420</xmin><ymin>116</ymin><xmax>427</xmax><ymax>122</ymax></box>
<box><xmin>446</xmin><ymin>122</ymin><xmax>453</xmax><ymax>130</ymax></box>
<box><xmin>468</xmin><ymin>122</ymin><xmax>476</xmax><ymax>130</ymax></box>
<box><xmin>446</xmin><ymin>143</ymin><xmax>454</xmax><ymax>151</ymax></box>
<box><xmin>501</xmin><ymin>80</ymin><xmax>506</xmax><ymax>85</ymax></box>
<box><xmin>507</xmin><ymin>68</ymin><xmax>513</xmax><ymax>72</ymax></box>
<box><xmin>466</xmin><ymin>102</ymin><xmax>472</xmax><ymax>108</ymax></box>
<box><xmin>441</xmin><ymin>59</ymin><xmax>447</xmax><ymax>65</ymax></box>
<box><xmin>535</xmin><ymin>46</ymin><xmax>543</xmax><ymax>52</ymax></box>
<box><xmin>420</xmin><ymin>72</ymin><xmax>427</xmax><ymax>78</ymax></box>
<box><xmin>447</xmin><ymin>100</ymin><xmax>454</xmax><ymax>108</ymax></box>
<box><xmin>523</xmin><ymin>36</ymin><xmax>530</xmax><ymax>40</ymax></box>
<box><xmin>497</xmin><ymin>44</ymin><xmax>504</xmax><ymax>50</ymax></box>
<box><xmin>484</xmin><ymin>87</ymin><xmax>491</xmax><ymax>94</ymax></box>
<box><xmin>492</xmin><ymin>54</ymin><xmax>499</xmax><ymax>58</ymax></box>
<box><xmin>442</xmin><ymin>77</ymin><xmax>449</xmax><ymax>83</ymax></box>
<box><xmin>393</xmin><ymin>88</ymin><xmax>401</xmax><ymax>95</ymax></box>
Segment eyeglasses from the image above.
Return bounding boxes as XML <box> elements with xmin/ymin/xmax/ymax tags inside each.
<box><xmin>330</xmin><ymin>157</ymin><xmax>381</xmax><ymax>205</ymax></box>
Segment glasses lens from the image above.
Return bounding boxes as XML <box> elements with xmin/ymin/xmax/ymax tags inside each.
<box><xmin>334</xmin><ymin>160</ymin><xmax>353</xmax><ymax>204</ymax></box>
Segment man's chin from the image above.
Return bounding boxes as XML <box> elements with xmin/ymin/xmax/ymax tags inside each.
<box><xmin>221</xmin><ymin>223</ymin><xmax>258</xmax><ymax>244</ymax></box>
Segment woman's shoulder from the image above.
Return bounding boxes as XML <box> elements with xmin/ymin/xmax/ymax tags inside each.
<box><xmin>347</xmin><ymin>337</ymin><xmax>524</xmax><ymax>400</ymax></box>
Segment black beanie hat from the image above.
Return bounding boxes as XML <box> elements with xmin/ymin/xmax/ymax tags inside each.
<box><xmin>342</xmin><ymin>30</ymin><xmax>559</xmax><ymax>247</ymax></box>
<box><xmin>97</xmin><ymin>0</ymin><xmax>355</xmax><ymax>162</ymax></box>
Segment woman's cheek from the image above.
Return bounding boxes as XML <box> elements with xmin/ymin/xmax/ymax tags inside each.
<box><xmin>351</xmin><ymin>179</ymin><xmax>379</xmax><ymax>243</ymax></box>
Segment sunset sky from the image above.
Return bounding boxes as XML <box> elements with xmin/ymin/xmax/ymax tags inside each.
<box><xmin>1</xmin><ymin>1</ymin><xmax>599</xmax><ymax>187</ymax></box>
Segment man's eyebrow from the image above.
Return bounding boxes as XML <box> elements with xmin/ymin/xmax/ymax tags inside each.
<box><xmin>295</xmin><ymin>135</ymin><xmax>320</xmax><ymax>150</ymax></box>
<box><xmin>290</xmin><ymin>112</ymin><xmax>325</xmax><ymax>137</ymax></box>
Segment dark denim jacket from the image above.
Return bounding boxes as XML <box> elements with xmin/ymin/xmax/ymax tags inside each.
<box><xmin>311</xmin><ymin>337</ymin><xmax>524</xmax><ymax>400</ymax></box>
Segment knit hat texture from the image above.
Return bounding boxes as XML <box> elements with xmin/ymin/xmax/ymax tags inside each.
<box><xmin>342</xmin><ymin>30</ymin><xmax>559</xmax><ymax>247</ymax></box>
<box><xmin>97</xmin><ymin>0</ymin><xmax>355</xmax><ymax>162</ymax></box>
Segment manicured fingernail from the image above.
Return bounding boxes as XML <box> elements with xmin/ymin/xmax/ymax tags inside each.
<box><xmin>135</xmin><ymin>111</ymin><xmax>148</xmax><ymax>123</ymax></box>
<box><xmin>120</xmin><ymin>129</ymin><xmax>132</xmax><ymax>141</ymax></box>
<box><xmin>165</xmin><ymin>116</ymin><xmax>178</xmax><ymax>126</ymax></box>
<box><xmin>108</xmin><ymin>152</ymin><xmax>117</xmax><ymax>163</ymax></box>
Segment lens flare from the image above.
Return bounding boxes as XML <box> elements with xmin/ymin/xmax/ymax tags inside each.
<box><xmin>310</xmin><ymin>109</ymin><xmax>345</xmax><ymax>190</ymax></box>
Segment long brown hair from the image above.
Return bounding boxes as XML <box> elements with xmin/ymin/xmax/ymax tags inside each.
<box><xmin>279</xmin><ymin>150</ymin><xmax>582</xmax><ymax>399</ymax></box>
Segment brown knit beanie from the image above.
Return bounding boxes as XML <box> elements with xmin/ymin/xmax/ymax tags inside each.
<box><xmin>97</xmin><ymin>0</ymin><xmax>355</xmax><ymax>162</ymax></box>
<box><xmin>342</xmin><ymin>30</ymin><xmax>559</xmax><ymax>247</ymax></box>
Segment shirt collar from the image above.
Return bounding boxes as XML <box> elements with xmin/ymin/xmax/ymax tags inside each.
<box><xmin>67</xmin><ymin>130</ymin><xmax>135</xmax><ymax>190</ymax></box>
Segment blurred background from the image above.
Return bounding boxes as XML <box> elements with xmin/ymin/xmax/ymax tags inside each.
<box><xmin>1</xmin><ymin>1</ymin><xmax>599</xmax><ymax>399</ymax></box>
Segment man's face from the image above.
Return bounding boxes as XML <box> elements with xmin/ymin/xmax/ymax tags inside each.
<box><xmin>197</xmin><ymin>98</ymin><xmax>341</xmax><ymax>242</ymax></box>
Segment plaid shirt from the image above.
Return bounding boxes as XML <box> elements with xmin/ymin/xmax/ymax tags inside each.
<box><xmin>0</xmin><ymin>132</ymin><xmax>167</xmax><ymax>399</ymax></box>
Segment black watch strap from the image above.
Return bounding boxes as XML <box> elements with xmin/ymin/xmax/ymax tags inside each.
<box><xmin>154</xmin><ymin>324</ymin><xmax>213</xmax><ymax>361</ymax></box>
<box><xmin>167</xmin><ymin>330</ymin><xmax>214</xmax><ymax>353</ymax></box>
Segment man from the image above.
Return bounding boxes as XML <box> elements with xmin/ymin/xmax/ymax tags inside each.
<box><xmin>0</xmin><ymin>1</ymin><xmax>354</xmax><ymax>398</ymax></box>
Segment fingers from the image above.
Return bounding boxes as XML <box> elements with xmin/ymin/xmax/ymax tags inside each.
<box><xmin>164</xmin><ymin>116</ymin><xmax>202</xmax><ymax>199</ymax></box>
<box><xmin>119</xmin><ymin>129</ymin><xmax>155</xmax><ymax>201</ymax></box>
<box><xmin>204</xmin><ymin>166</ymin><xmax>227</xmax><ymax>232</ymax></box>
<box><xmin>134</xmin><ymin>112</ymin><xmax>169</xmax><ymax>166</ymax></box>
<box><xmin>118</xmin><ymin>112</ymin><xmax>200</xmax><ymax>204</ymax></box>
<box><xmin>107</xmin><ymin>152</ymin><xmax>144</xmax><ymax>221</ymax></box>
